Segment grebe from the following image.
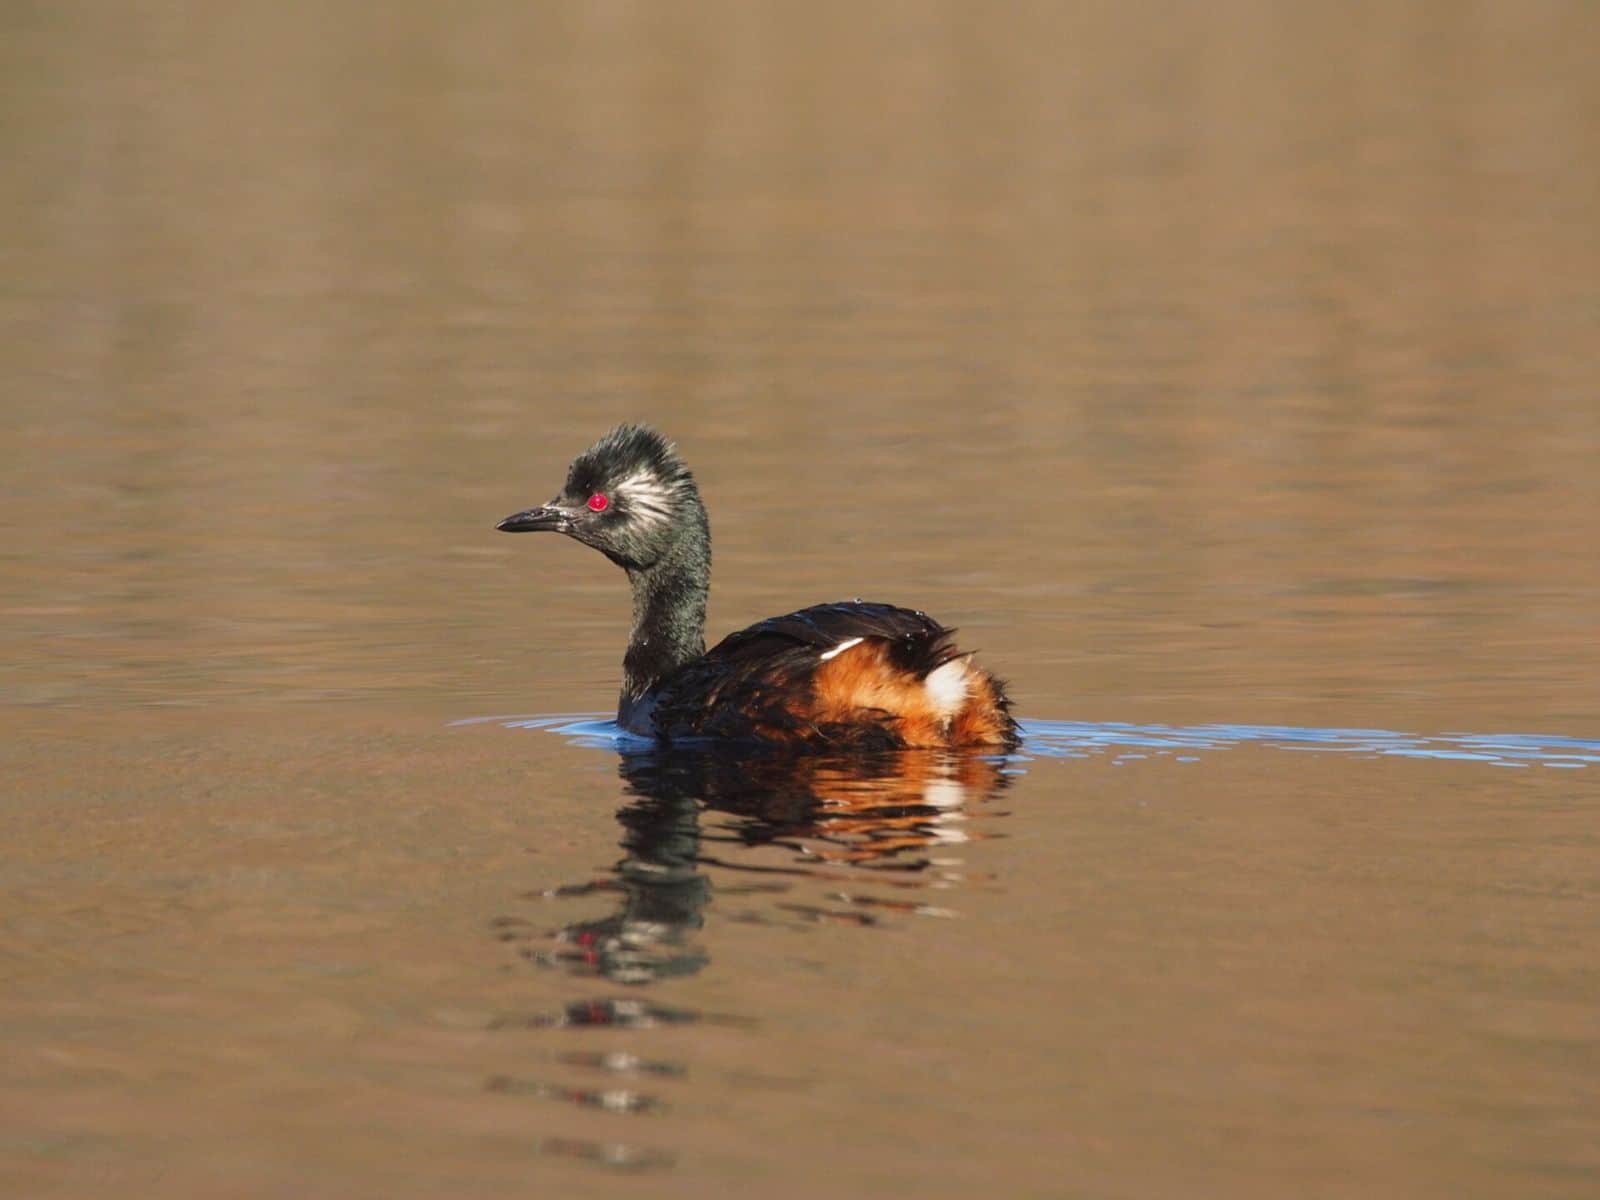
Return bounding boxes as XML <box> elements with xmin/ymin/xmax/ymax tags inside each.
<box><xmin>496</xmin><ymin>425</ymin><xmax>1016</xmax><ymax>749</ymax></box>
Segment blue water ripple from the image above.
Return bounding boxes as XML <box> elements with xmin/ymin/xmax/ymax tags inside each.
<box><xmin>454</xmin><ymin>713</ymin><xmax>1595</xmax><ymax>771</ymax></box>
<box><xmin>1016</xmin><ymin>718</ymin><xmax>1597</xmax><ymax>770</ymax></box>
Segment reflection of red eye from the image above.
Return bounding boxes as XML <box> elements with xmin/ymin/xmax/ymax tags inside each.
<box><xmin>586</xmin><ymin>493</ymin><xmax>609</xmax><ymax>512</ymax></box>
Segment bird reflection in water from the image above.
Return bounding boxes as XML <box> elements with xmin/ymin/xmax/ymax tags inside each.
<box><xmin>487</xmin><ymin>744</ymin><xmax>1011</xmax><ymax>1170</ymax></box>
<box><xmin>517</xmin><ymin>746</ymin><xmax>1012</xmax><ymax>988</ymax></box>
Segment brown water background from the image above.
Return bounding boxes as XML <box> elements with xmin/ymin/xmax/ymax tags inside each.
<box><xmin>3</xmin><ymin>4</ymin><xmax>1598</xmax><ymax>1197</ymax></box>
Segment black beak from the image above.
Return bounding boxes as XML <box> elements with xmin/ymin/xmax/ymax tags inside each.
<box><xmin>496</xmin><ymin>505</ymin><xmax>574</xmax><ymax>533</ymax></box>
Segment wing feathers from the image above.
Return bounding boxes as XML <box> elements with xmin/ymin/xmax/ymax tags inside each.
<box><xmin>648</xmin><ymin>601</ymin><xmax>1015</xmax><ymax>748</ymax></box>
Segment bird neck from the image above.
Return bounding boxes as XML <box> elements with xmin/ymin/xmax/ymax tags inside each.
<box><xmin>621</xmin><ymin>524</ymin><xmax>710</xmax><ymax>708</ymax></box>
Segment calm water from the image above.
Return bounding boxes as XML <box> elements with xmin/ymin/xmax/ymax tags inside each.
<box><xmin>4</xmin><ymin>3</ymin><xmax>1599</xmax><ymax>1197</ymax></box>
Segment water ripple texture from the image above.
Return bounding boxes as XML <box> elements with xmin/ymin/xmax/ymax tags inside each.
<box><xmin>452</xmin><ymin>714</ymin><xmax>1598</xmax><ymax>770</ymax></box>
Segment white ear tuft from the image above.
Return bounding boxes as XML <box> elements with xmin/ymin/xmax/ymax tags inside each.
<box><xmin>615</xmin><ymin>469</ymin><xmax>675</xmax><ymax>525</ymax></box>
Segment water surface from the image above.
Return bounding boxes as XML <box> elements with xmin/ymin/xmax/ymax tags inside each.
<box><xmin>3</xmin><ymin>3</ymin><xmax>1598</xmax><ymax>1197</ymax></box>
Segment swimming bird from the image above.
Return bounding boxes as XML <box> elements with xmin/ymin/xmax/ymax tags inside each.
<box><xmin>496</xmin><ymin>425</ymin><xmax>1016</xmax><ymax>748</ymax></box>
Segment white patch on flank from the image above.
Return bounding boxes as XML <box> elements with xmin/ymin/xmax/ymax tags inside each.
<box><xmin>615</xmin><ymin>470</ymin><xmax>675</xmax><ymax>524</ymax></box>
<box><xmin>924</xmin><ymin>658</ymin><xmax>970</xmax><ymax>719</ymax></box>
<box><xmin>819</xmin><ymin>636</ymin><xmax>864</xmax><ymax>662</ymax></box>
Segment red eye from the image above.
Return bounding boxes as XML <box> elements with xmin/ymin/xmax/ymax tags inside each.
<box><xmin>586</xmin><ymin>492</ymin><xmax>609</xmax><ymax>512</ymax></box>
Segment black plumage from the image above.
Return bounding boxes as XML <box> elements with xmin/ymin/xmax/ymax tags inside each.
<box><xmin>647</xmin><ymin>602</ymin><xmax>966</xmax><ymax>746</ymax></box>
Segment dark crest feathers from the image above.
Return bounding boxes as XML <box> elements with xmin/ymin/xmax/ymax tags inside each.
<box><xmin>568</xmin><ymin>424</ymin><xmax>691</xmax><ymax>493</ymax></box>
